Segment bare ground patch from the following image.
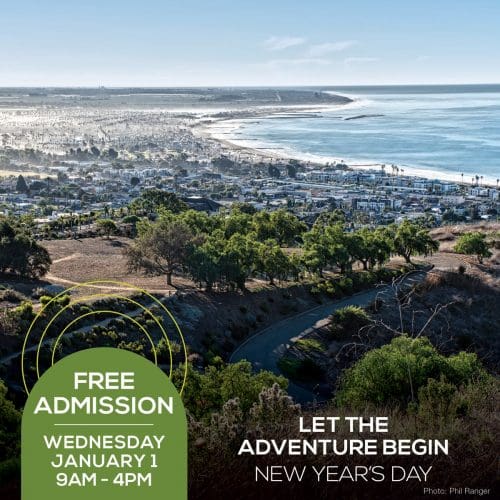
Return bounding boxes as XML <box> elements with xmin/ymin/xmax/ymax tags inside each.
<box><xmin>41</xmin><ymin>237</ymin><xmax>194</xmax><ymax>296</ymax></box>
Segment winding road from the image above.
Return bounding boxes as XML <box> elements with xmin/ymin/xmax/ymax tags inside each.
<box><xmin>230</xmin><ymin>271</ymin><xmax>427</xmax><ymax>403</ymax></box>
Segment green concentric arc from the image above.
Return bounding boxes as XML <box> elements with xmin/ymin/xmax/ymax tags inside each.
<box><xmin>21</xmin><ymin>280</ymin><xmax>188</xmax><ymax>396</ymax></box>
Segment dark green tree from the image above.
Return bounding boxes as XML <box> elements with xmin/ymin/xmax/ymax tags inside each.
<box><xmin>126</xmin><ymin>217</ymin><xmax>194</xmax><ymax>286</ymax></box>
<box><xmin>391</xmin><ymin>220</ymin><xmax>439</xmax><ymax>264</ymax></box>
<box><xmin>130</xmin><ymin>189</ymin><xmax>188</xmax><ymax>215</ymax></box>
<box><xmin>454</xmin><ymin>232</ymin><xmax>492</xmax><ymax>263</ymax></box>
<box><xmin>16</xmin><ymin>175</ymin><xmax>28</xmax><ymax>193</ymax></box>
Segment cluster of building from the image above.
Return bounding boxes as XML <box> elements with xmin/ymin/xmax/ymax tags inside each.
<box><xmin>0</xmin><ymin>103</ymin><xmax>497</xmax><ymax>229</ymax></box>
<box><xmin>0</xmin><ymin>150</ymin><xmax>498</xmax><ymax>232</ymax></box>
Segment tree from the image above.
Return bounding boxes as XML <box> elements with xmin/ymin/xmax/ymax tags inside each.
<box><xmin>130</xmin><ymin>189</ymin><xmax>187</xmax><ymax>215</ymax></box>
<box><xmin>313</xmin><ymin>209</ymin><xmax>346</xmax><ymax>228</ymax></box>
<box><xmin>230</xmin><ymin>202</ymin><xmax>257</xmax><ymax>215</ymax></box>
<box><xmin>0</xmin><ymin>220</ymin><xmax>51</xmax><ymax>278</ymax></box>
<box><xmin>186</xmin><ymin>232</ymin><xmax>256</xmax><ymax>291</ymax></box>
<box><xmin>286</xmin><ymin>164</ymin><xmax>297</xmax><ymax>178</ymax></box>
<box><xmin>391</xmin><ymin>220</ymin><xmax>439</xmax><ymax>264</ymax></box>
<box><xmin>221</xmin><ymin>233</ymin><xmax>256</xmax><ymax>290</ymax></box>
<box><xmin>302</xmin><ymin>226</ymin><xmax>331</xmax><ymax>276</ymax></box>
<box><xmin>352</xmin><ymin>228</ymin><xmax>391</xmax><ymax>270</ymax></box>
<box><xmin>454</xmin><ymin>232</ymin><xmax>492</xmax><ymax>263</ymax></box>
<box><xmin>336</xmin><ymin>336</ymin><xmax>487</xmax><ymax>408</ymax></box>
<box><xmin>0</xmin><ymin>380</ymin><xmax>21</xmax><ymax>463</ymax></box>
<box><xmin>16</xmin><ymin>175</ymin><xmax>28</xmax><ymax>193</ymax></box>
<box><xmin>302</xmin><ymin>222</ymin><xmax>351</xmax><ymax>275</ymax></box>
<box><xmin>126</xmin><ymin>217</ymin><xmax>194</xmax><ymax>286</ymax></box>
<box><xmin>270</xmin><ymin>209</ymin><xmax>307</xmax><ymax>246</ymax></box>
<box><xmin>106</xmin><ymin>148</ymin><xmax>119</xmax><ymax>159</ymax></box>
<box><xmin>96</xmin><ymin>219</ymin><xmax>117</xmax><ymax>239</ymax></box>
<box><xmin>268</xmin><ymin>165</ymin><xmax>280</xmax><ymax>178</ymax></box>
<box><xmin>256</xmin><ymin>240</ymin><xmax>290</xmax><ymax>285</ymax></box>
<box><xmin>224</xmin><ymin>211</ymin><xmax>252</xmax><ymax>239</ymax></box>
<box><xmin>251</xmin><ymin>211</ymin><xmax>275</xmax><ymax>241</ymax></box>
<box><xmin>173</xmin><ymin>361</ymin><xmax>287</xmax><ymax>420</ymax></box>
<box><xmin>180</xmin><ymin>209</ymin><xmax>220</xmax><ymax>235</ymax></box>
<box><xmin>186</xmin><ymin>236</ymin><xmax>221</xmax><ymax>291</ymax></box>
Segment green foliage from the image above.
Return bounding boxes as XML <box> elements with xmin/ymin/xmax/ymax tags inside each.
<box><xmin>303</xmin><ymin>223</ymin><xmax>355</xmax><ymax>275</ymax></box>
<box><xmin>179</xmin><ymin>209</ymin><xmax>220</xmax><ymax>235</ymax></box>
<box><xmin>16</xmin><ymin>174</ymin><xmax>28</xmax><ymax>193</ymax></box>
<box><xmin>126</xmin><ymin>215</ymin><xmax>194</xmax><ymax>285</ymax></box>
<box><xmin>96</xmin><ymin>218</ymin><xmax>117</xmax><ymax>238</ymax></box>
<box><xmin>120</xmin><ymin>205</ymin><xmax>432</xmax><ymax>292</ymax></box>
<box><xmin>153</xmin><ymin>337</ymin><xmax>181</xmax><ymax>363</ymax></box>
<box><xmin>174</xmin><ymin>361</ymin><xmax>287</xmax><ymax>420</ymax></box>
<box><xmin>130</xmin><ymin>189</ymin><xmax>188</xmax><ymax>214</ymax></box>
<box><xmin>4</xmin><ymin>300</ymin><xmax>35</xmax><ymax>335</ymax></box>
<box><xmin>0</xmin><ymin>219</ymin><xmax>51</xmax><ymax>278</ymax></box>
<box><xmin>336</xmin><ymin>336</ymin><xmax>487</xmax><ymax>409</ymax></box>
<box><xmin>295</xmin><ymin>338</ymin><xmax>326</xmax><ymax>352</ymax></box>
<box><xmin>329</xmin><ymin>305</ymin><xmax>371</xmax><ymax>339</ymax></box>
<box><xmin>255</xmin><ymin>240</ymin><xmax>291</xmax><ymax>284</ymax></box>
<box><xmin>0</xmin><ymin>380</ymin><xmax>21</xmax><ymax>463</ymax></box>
<box><xmin>187</xmin><ymin>232</ymin><xmax>256</xmax><ymax>291</ymax></box>
<box><xmin>269</xmin><ymin>209</ymin><xmax>307</xmax><ymax>246</ymax></box>
<box><xmin>122</xmin><ymin>214</ymin><xmax>141</xmax><ymax>225</ymax></box>
<box><xmin>278</xmin><ymin>356</ymin><xmax>325</xmax><ymax>381</ymax></box>
<box><xmin>312</xmin><ymin>268</ymin><xmax>402</xmax><ymax>299</ymax></box>
<box><xmin>390</xmin><ymin>220</ymin><xmax>439</xmax><ymax>263</ymax></box>
<box><xmin>454</xmin><ymin>232</ymin><xmax>492</xmax><ymax>263</ymax></box>
<box><xmin>40</xmin><ymin>294</ymin><xmax>70</xmax><ymax>310</ymax></box>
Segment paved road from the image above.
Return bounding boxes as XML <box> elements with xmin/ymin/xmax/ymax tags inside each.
<box><xmin>230</xmin><ymin>271</ymin><xmax>427</xmax><ymax>403</ymax></box>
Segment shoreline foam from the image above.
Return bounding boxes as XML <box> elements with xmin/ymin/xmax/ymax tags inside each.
<box><xmin>197</xmin><ymin>102</ymin><xmax>499</xmax><ymax>188</ymax></box>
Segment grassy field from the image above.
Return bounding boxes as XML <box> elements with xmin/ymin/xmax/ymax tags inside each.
<box><xmin>41</xmin><ymin>237</ymin><xmax>184</xmax><ymax>296</ymax></box>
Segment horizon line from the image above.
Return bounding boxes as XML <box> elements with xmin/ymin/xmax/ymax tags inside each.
<box><xmin>1</xmin><ymin>82</ymin><xmax>500</xmax><ymax>90</ymax></box>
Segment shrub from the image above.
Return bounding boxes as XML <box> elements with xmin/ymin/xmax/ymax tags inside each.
<box><xmin>55</xmin><ymin>294</ymin><xmax>71</xmax><ymax>307</ymax></box>
<box><xmin>278</xmin><ymin>356</ymin><xmax>325</xmax><ymax>381</ymax></box>
<box><xmin>0</xmin><ymin>288</ymin><xmax>24</xmax><ymax>303</ymax></box>
<box><xmin>454</xmin><ymin>232</ymin><xmax>492</xmax><ymax>263</ymax></box>
<box><xmin>12</xmin><ymin>301</ymin><xmax>34</xmax><ymax>322</ymax></box>
<box><xmin>336</xmin><ymin>336</ymin><xmax>488</xmax><ymax>409</ymax></box>
<box><xmin>329</xmin><ymin>305</ymin><xmax>371</xmax><ymax>340</ymax></box>
<box><xmin>295</xmin><ymin>338</ymin><xmax>325</xmax><ymax>352</ymax></box>
<box><xmin>39</xmin><ymin>295</ymin><xmax>53</xmax><ymax>307</ymax></box>
<box><xmin>337</xmin><ymin>277</ymin><xmax>353</xmax><ymax>294</ymax></box>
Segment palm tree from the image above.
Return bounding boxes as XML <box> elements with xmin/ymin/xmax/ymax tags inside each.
<box><xmin>461</xmin><ymin>173</ymin><xmax>464</xmax><ymax>184</ymax></box>
<box><xmin>496</xmin><ymin>178</ymin><xmax>499</xmax><ymax>188</ymax></box>
<box><xmin>480</xmin><ymin>175</ymin><xmax>483</xmax><ymax>186</ymax></box>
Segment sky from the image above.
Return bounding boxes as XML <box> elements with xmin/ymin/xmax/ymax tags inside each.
<box><xmin>1</xmin><ymin>0</ymin><xmax>499</xmax><ymax>87</ymax></box>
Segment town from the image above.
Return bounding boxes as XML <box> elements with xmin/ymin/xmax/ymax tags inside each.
<box><xmin>1</xmin><ymin>134</ymin><xmax>498</xmax><ymax>235</ymax></box>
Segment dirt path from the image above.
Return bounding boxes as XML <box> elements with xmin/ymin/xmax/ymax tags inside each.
<box><xmin>51</xmin><ymin>253</ymin><xmax>80</xmax><ymax>264</ymax></box>
<box><xmin>45</xmin><ymin>273</ymin><xmax>175</xmax><ymax>295</ymax></box>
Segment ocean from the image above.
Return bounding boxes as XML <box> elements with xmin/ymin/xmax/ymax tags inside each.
<box><xmin>229</xmin><ymin>84</ymin><xmax>500</xmax><ymax>185</ymax></box>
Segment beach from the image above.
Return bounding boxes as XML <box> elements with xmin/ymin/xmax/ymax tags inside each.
<box><xmin>195</xmin><ymin>86</ymin><xmax>500</xmax><ymax>187</ymax></box>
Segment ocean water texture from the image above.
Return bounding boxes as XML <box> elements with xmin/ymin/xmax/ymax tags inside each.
<box><xmin>235</xmin><ymin>85</ymin><xmax>500</xmax><ymax>184</ymax></box>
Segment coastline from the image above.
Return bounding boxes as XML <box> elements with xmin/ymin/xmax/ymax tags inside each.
<box><xmin>193</xmin><ymin>100</ymin><xmax>499</xmax><ymax>188</ymax></box>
